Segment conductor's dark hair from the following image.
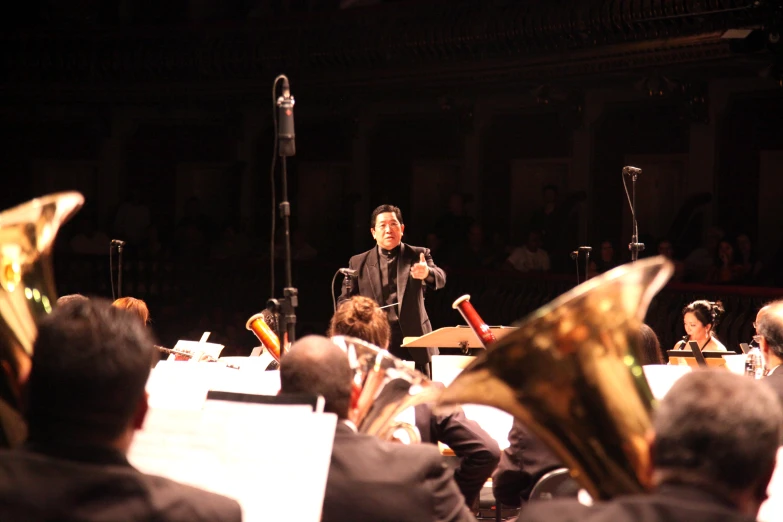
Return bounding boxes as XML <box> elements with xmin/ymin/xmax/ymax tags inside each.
<box><xmin>653</xmin><ymin>370</ymin><xmax>782</xmax><ymax>491</ymax></box>
<box><xmin>27</xmin><ymin>298</ymin><xmax>157</xmax><ymax>443</ymax></box>
<box><xmin>370</xmin><ymin>205</ymin><xmax>403</xmax><ymax>228</ymax></box>
<box><xmin>279</xmin><ymin>336</ymin><xmax>353</xmax><ymax>419</ymax></box>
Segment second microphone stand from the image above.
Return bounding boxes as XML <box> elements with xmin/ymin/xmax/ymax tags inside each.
<box><xmin>624</xmin><ymin>166</ymin><xmax>645</xmax><ymax>262</ymax></box>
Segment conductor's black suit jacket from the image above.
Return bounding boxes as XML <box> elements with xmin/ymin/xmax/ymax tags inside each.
<box><xmin>338</xmin><ymin>242</ymin><xmax>446</xmax><ymax>365</ymax></box>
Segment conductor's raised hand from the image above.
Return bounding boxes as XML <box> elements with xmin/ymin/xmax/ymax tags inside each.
<box><xmin>411</xmin><ymin>252</ymin><xmax>430</xmax><ymax>280</ymax></box>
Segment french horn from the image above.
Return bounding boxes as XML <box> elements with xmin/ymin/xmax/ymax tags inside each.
<box><xmin>330</xmin><ymin>335</ymin><xmax>440</xmax><ymax>443</ymax></box>
<box><xmin>437</xmin><ymin>256</ymin><xmax>674</xmax><ymax>500</ymax></box>
<box><xmin>0</xmin><ymin>192</ymin><xmax>84</xmax><ymax>407</ymax></box>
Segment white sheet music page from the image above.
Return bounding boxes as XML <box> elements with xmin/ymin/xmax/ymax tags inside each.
<box><xmin>128</xmin><ymin>402</ymin><xmax>336</xmax><ymax>521</ymax></box>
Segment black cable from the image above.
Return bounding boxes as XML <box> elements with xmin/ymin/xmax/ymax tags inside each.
<box><xmin>331</xmin><ymin>270</ymin><xmax>340</xmax><ymax>313</ymax></box>
<box><xmin>270</xmin><ymin>75</ymin><xmax>285</xmax><ymax>298</ymax></box>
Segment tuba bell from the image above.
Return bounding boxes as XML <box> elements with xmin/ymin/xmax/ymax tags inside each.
<box><xmin>0</xmin><ymin>192</ymin><xmax>84</xmax><ymax>409</ymax></box>
<box><xmin>330</xmin><ymin>335</ymin><xmax>441</xmax><ymax>443</ymax></box>
<box><xmin>437</xmin><ymin>256</ymin><xmax>674</xmax><ymax>500</ymax></box>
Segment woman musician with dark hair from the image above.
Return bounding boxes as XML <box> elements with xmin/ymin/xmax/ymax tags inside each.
<box><xmin>673</xmin><ymin>300</ymin><xmax>727</xmax><ymax>352</ymax></box>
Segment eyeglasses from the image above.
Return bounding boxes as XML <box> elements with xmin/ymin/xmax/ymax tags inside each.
<box><xmin>753</xmin><ymin>322</ymin><xmax>757</xmax><ymax>329</ymax></box>
<box><xmin>753</xmin><ymin>334</ymin><xmax>763</xmax><ymax>344</ymax></box>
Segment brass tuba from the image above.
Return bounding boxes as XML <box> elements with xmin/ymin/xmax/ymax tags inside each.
<box><xmin>0</xmin><ymin>192</ymin><xmax>84</xmax><ymax>400</ymax></box>
<box><xmin>437</xmin><ymin>256</ymin><xmax>674</xmax><ymax>500</ymax></box>
<box><xmin>330</xmin><ymin>335</ymin><xmax>441</xmax><ymax>443</ymax></box>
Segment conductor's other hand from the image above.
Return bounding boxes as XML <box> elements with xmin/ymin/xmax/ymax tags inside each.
<box><xmin>411</xmin><ymin>252</ymin><xmax>430</xmax><ymax>280</ymax></box>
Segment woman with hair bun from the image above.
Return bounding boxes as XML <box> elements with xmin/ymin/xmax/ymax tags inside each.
<box><xmin>673</xmin><ymin>299</ymin><xmax>727</xmax><ymax>352</ymax></box>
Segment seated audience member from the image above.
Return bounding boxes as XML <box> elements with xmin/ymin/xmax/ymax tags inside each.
<box><xmin>506</xmin><ymin>231</ymin><xmax>550</xmax><ymax>273</ymax></box>
<box><xmin>279</xmin><ymin>335</ymin><xmax>476</xmax><ymax>522</ymax></box>
<box><xmin>639</xmin><ymin>324</ymin><xmax>664</xmax><ymax>365</ymax></box>
<box><xmin>706</xmin><ymin>240</ymin><xmax>744</xmax><ymax>284</ymax></box>
<box><xmin>757</xmin><ymin>300</ymin><xmax>783</xmax><ymax>403</ymax></box>
<box><xmin>656</xmin><ymin>239</ymin><xmax>684</xmax><ymax>282</ymax></box>
<box><xmin>587</xmin><ymin>240</ymin><xmax>619</xmax><ymax>278</ymax></box>
<box><xmin>673</xmin><ymin>300</ymin><xmax>727</xmax><ymax>352</ymax></box>
<box><xmin>327</xmin><ymin>296</ymin><xmax>500</xmax><ymax>507</ymax></box>
<box><xmin>112</xmin><ymin>296</ymin><xmax>150</xmax><ymax>325</ymax></box>
<box><xmin>492</xmin><ymin>419</ymin><xmax>563</xmax><ymax>508</ymax></box>
<box><xmin>518</xmin><ymin>370</ymin><xmax>783</xmax><ymax>522</ymax></box>
<box><xmin>0</xmin><ymin>299</ymin><xmax>241</xmax><ymax>521</ymax></box>
<box><xmin>56</xmin><ymin>293</ymin><xmax>89</xmax><ymax>307</ymax></box>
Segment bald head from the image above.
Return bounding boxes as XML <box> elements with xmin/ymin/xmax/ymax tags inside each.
<box><xmin>758</xmin><ymin>300</ymin><xmax>783</xmax><ymax>360</ymax></box>
<box><xmin>279</xmin><ymin>335</ymin><xmax>353</xmax><ymax>419</ymax></box>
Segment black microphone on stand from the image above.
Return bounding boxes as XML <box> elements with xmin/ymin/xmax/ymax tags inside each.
<box><xmin>109</xmin><ymin>239</ymin><xmax>126</xmax><ymax>300</ymax></box>
<box><xmin>277</xmin><ymin>78</ymin><xmax>296</xmax><ymax>158</ymax></box>
<box><xmin>332</xmin><ymin>268</ymin><xmax>358</xmax><ymax>312</ymax></box>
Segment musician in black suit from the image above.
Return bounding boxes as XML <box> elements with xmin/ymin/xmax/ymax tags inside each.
<box><xmin>279</xmin><ymin>335</ymin><xmax>476</xmax><ymax>522</ymax></box>
<box><xmin>329</xmin><ymin>296</ymin><xmax>501</xmax><ymax>507</ymax></box>
<box><xmin>757</xmin><ymin>300</ymin><xmax>783</xmax><ymax>403</ymax></box>
<box><xmin>338</xmin><ymin>204</ymin><xmax>446</xmax><ymax>374</ymax></box>
<box><xmin>517</xmin><ymin>370</ymin><xmax>782</xmax><ymax>522</ymax></box>
<box><xmin>0</xmin><ymin>299</ymin><xmax>241</xmax><ymax>522</ymax></box>
<box><xmin>492</xmin><ymin>419</ymin><xmax>564</xmax><ymax>507</ymax></box>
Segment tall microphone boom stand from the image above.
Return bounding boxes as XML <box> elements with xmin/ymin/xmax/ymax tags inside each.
<box><xmin>623</xmin><ymin>166</ymin><xmax>645</xmax><ymax>263</ymax></box>
<box><xmin>268</xmin><ymin>75</ymin><xmax>298</xmax><ymax>349</ymax></box>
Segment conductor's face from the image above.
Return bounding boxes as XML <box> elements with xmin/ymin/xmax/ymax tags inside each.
<box><xmin>371</xmin><ymin>212</ymin><xmax>404</xmax><ymax>251</ymax></box>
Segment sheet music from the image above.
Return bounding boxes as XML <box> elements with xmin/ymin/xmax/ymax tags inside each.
<box><xmin>129</xmin><ymin>402</ymin><xmax>336</xmax><ymax>522</ymax></box>
<box><xmin>759</xmin><ymin>447</ymin><xmax>783</xmax><ymax>522</ymax></box>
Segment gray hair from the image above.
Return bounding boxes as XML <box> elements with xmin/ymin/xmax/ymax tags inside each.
<box><xmin>653</xmin><ymin>370</ymin><xmax>782</xmax><ymax>490</ymax></box>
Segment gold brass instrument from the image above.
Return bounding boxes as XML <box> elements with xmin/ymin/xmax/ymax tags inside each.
<box><xmin>0</xmin><ymin>192</ymin><xmax>84</xmax><ymax>401</ymax></box>
<box><xmin>330</xmin><ymin>335</ymin><xmax>440</xmax><ymax>443</ymax></box>
<box><xmin>437</xmin><ymin>257</ymin><xmax>674</xmax><ymax>500</ymax></box>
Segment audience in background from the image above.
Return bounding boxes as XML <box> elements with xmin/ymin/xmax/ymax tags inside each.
<box><xmin>506</xmin><ymin>231</ymin><xmax>551</xmax><ymax>273</ymax></box>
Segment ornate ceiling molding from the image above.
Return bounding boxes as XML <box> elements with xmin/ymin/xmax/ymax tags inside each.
<box><xmin>0</xmin><ymin>0</ymin><xmax>775</xmax><ymax>101</ymax></box>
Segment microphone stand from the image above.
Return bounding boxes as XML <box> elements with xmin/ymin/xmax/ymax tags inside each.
<box><xmin>623</xmin><ymin>166</ymin><xmax>645</xmax><ymax>263</ymax></box>
<box><xmin>268</xmin><ymin>75</ymin><xmax>298</xmax><ymax>348</ymax></box>
<box><xmin>117</xmin><ymin>242</ymin><xmax>124</xmax><ymax>298</ymax></box>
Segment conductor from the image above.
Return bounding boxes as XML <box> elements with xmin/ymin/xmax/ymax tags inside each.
<box><xmin>338</xmin><ymin>204</ymin><xmax>446</xmax><ymax>375</ymax></box>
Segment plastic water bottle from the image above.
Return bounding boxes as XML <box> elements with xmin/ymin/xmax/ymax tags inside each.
<box><xmin>745</xmin><ymin>347</ymin><xmax>763</xmax><ymax>379</ymax></box>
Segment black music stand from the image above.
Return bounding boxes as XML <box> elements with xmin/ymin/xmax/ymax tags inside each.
<box><xmin>402</xmin><ymin>326</ymin><xmax>518</xmax><ymax>354</ymax></box>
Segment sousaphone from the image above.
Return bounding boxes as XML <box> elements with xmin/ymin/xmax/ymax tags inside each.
<box><xmin>0</xmin><ymin>192</ymin><xmax>84</xmax><ymax>408</ymax></box>
<box><xmin>437</xmin><ymin>256</ymin><xmax>674</xmax><ymax>500</ymax></box>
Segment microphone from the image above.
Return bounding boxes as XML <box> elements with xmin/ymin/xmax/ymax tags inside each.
<box><xmin>623</xmin><ymin>166</ymin><xmax>642</xmax><ymax>176</ymax></box>
<box><xmin>339</xmin><ymin>268</ymin><xmax>357</xmax><ymax>277</ymax></box>
<box><xmin>578</xmin><ymin>246</ymin><xmax>593</xmax><ymax>252</ymax></box>
<box><xmin>111</xmin><ymin>239</ymin><xmax>126</xmax><ymax>247</ymax></box>
<box><xmin>277</xmin><ymin>76</ymin><xmax>296</xmax><ymax>157</ymax></box>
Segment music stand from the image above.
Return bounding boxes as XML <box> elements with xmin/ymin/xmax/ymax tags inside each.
<box><xmin>402</xmin><ymin>325</ymin><xmax>518</xmax><ymax>354</ymax></box>
<box><xmin>667</xmin><ymin>348</ymin><xmax>727</xmax><ymax>369</ymax></box>
<box><xmin>739</xmin><ymin>343</ymin><xmax>750</xmax><ymax>354</ymax></box>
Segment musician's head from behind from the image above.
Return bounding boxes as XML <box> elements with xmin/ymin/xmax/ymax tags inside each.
<box><xmin>651</xmin><ymin>370</ymin><xmax>782</xmax><ymax>517</ymax></box>
<box><xmin>637</xmin><ymin>323</ymin><xmax>663</xmax><ymax>365</ymax></box>
<box><xmin>328</xmin><ymin>296</ymin><xmax>391</xmax><ymax>349</ymax></box>
<box><xmin>27</xmin><ymin>298</ymin><xmax>157</xmax><ymax>452</ymax></box>
<box><xmin>56</xmin><ymin>293</ymin><xmax>89</xmax><ymax>307</ymax></box>
<box><xmin>279</xmin><ymin>335</ymin><xmax>353</xmax><ymax>420</ymax></box>
<box><xmin>370</xmin><ymin>204</ymin><xmax>404</xmax><ymax>251</ymax></box>
<box><xmin>756</xmin><ymin>300</ymin><xmax>783</xmax><ymax>370</ymax></box>
<box><xmin>681</xmin><ymin>300</ymin><xmax>724</xmax><ymax>342</ymax></box>
<box><xmin>112</xmin><ymin>296</ymin><xmax>150</xmax><ymax>325</ymax></box>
